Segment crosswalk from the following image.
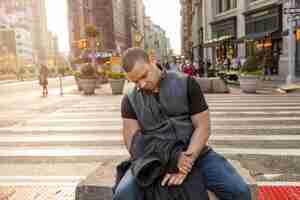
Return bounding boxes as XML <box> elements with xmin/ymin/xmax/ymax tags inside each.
<box><xmin>1</xmin><ymin>93</ymin><xmax>300</xmax><ymax>174</ymax></box>
<box><xmin>1</xmin><ymin>91</ymin><xmax>300</xmax><ymax>199</ymax></box>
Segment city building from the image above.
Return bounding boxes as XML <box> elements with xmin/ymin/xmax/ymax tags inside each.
<box><xmin>182</xmin><ymin>0</ymin><xmax>300</xmax><ymax>81</ymax></box>
<box><xmin>191</xmin><ymin>0</ymin><xmax>204</xmax><ymax>68</ymax></box>
<box><xmin>129</xmin><ymin>0</ymin><xmax>145</xmax><ymax>48</ymax></box>
<box><xmin>180</xmin><ymin>0</ymin><xmax>193</xmax><ymax>59</ymax></box>
<box><xmin>0</xmin><ymin>27</ymin><xmax>17</xmax><ymax>73</ymax></box>
<box><xmin>67</xmin><ymin>0</ymin><xmax>134</xmax><ymax>58</ymax></box>
<box><xmin>144</xmin><ymin>17</ymin><xmax>172</xmax><ymax>64</ymax></box>
<box><xmin>46</xmin><ymin>31</ymin><xmax>59</xmax><ymax>67</ymax></box>
<box><xmin>31</xmin><ymin>0</ymin><xmax>49</xmax><ymax>64</ymax></box>
<box><xmin>15</xmin><ymin>27</ymin><xmax>33</xmax><ymax>64</ymax></box>
<box><xmin>0</xmin><ymin>0</ymin><xmax>49</xmax><ymax>65</ymax></box>
<box><xmin>0</xmin><ymin>0</ymin><xmax>34</xmax><ymax>66</ymax></box>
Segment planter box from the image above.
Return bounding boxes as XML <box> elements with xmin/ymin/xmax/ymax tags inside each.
<box><xmin>239</xmin><ymin>76</ymin><xmax>260</xmax><ymax>93</ymax></box>
<box><xmin>79</xmin><ymin>78</ymin><xmax>97</xmax><ymax>95</ymax></box>
<box><xmin>195</xmin><ymin>77</ymin><xmax>229</xmax><ymax>93</ymax></box>
<box><xmin>109</xmin><ymin>79</ymin><xmax>125</xmax><ymax>95</ymax></box>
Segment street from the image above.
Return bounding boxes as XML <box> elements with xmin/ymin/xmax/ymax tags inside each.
<box><xmin>0</xmin><ymin>82</ymin><xmax>299</xmax><ymax>199</ymax></box>
<box><xmin>0</xmin><ymin>77</ymin><xmax>76</xmax><ymax>128</ymax></box>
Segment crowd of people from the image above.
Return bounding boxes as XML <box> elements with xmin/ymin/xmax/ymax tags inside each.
<box><xmin>157</xmin><ymin>58</ymin><xmax>211</xmax><ymax>78</ymax></box>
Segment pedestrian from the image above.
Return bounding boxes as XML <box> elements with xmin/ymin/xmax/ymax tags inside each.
<box><xmin>263</xmin><ymin>50</ymin><xmax>273</xmax><ymax>81</ymax></box>
<box><xmin>163</xmin><ymin>62</ymin><xmax>170</xmax><ymax>70</ymax></box>
<box><xmin>223</xmin><ymin>57</ymin><xmax>231</xmax><ymax>71</ymax></box>
<box><xmin>182</xmin><ymin>60</ymin><xmax>195</xmax><ymax>76</ymax></box>
<box><xmin>113</xmin><ymin>47</ymin><xmax>251</xmax><ymax>200</ymax></box>
<box><xmin>235</xmin><ymin>56</ymin><xmax>242</xmax><ymax>70</ymax></box>
<box><xmin>39</xmin><ymin>64</ymin><xmax>49</xmax><ymax>97</ymax></box>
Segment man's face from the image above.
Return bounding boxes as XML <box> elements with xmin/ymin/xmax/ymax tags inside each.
<box><xmin>127</xmin><ymin>61</ymin><xmax>159</xmax><ymax>92</ymax></box>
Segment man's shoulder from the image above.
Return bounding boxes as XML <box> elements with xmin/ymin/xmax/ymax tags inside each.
<box><xmin>166</xmin><ymin>71</ymin><xmax>188</xmax><ymax>80</ymax></box>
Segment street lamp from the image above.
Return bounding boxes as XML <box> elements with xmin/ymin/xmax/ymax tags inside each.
<box><xmin>284</xmin><ymin>0</ymin><xmax>299</xmax><ymax>84</ymax></box>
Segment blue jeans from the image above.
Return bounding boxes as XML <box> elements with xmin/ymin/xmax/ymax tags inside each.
<box><xmin>113</xmin><ymin>149</ymin><xmax>251</xmax><ymax>200</ymax></box>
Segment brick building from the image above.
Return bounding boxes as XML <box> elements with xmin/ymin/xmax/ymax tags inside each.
<box><xmin>68</xmin><ymin>0</ymin><xmax>138</xmax><ymax>58</ymax></box>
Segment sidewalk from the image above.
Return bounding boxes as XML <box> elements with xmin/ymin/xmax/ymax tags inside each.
<box><xmin>229</xmin><ymin>80</ymin><xmax>300</xmax><ymax>95</ymax></box>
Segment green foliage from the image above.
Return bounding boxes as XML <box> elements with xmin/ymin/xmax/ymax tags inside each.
<box><xmin>79</xmin><ymin>63</ymin><xmax>97</xmax><ymax>79</ymax></box>
<box><xmin>240</xmin><ymin>56</ymin><xmax>263</xmax><ymax>76</ymax></box>
<box><xmin>107</xmin><ymin>71</ymin><xmax>126</xmax><ymax>79</ymax></box>
<box><xmin>58</xmin><ymin>66</ymin><xmax>66</xmax><ymax>75</ymax></box>
<box><xmin>27</xmin><ymin>66</ymin><xmax>36</xmax><ymax>74</ymax></box>
<box><xmin>73</xmin><ymin>70</ymin><xmax>80</xmax><ymax>78</ymax></box>
<box><xmin>18</xmin><ymin>66</ymin><xmax>26</xmax><ymax>74</ymax></box>
<box><xmin>85</xmin><ymin>25</ymin><xmax>99</xmax><ymax>38</ymax></box>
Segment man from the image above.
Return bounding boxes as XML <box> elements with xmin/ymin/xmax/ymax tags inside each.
<box><xmin>39</xmin><ymin>64</ymin><xmax>49</xmax><ymax>97</ymax></box>
<box><xmin>113</xmin><ymin>48</ymin><xmax>251</xmax><ymax>200</ymax></box>
<box><xmin>182</xmin><ymin>59</ymin><xmax>195</xmax><ymax>76</ymax></box>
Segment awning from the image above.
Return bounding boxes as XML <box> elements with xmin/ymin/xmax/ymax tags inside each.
<box><xmin>236</xmin><ymin>30</ymin><xmax>277</xmax><ymax>43</ymax></box>
<box><xmin>203</xmin><ymin>35</ymin><xmax>234</xmax><ymax>48</ymax></box>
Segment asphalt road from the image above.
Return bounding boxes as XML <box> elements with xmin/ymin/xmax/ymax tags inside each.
<box><xmin>0</xmin><ymin>76</ymin><xmax>76</xmax><ymax>127</ymax></box>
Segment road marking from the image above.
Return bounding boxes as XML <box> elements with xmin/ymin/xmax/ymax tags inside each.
<box><xmin>4</xmin><ymin>124</ymin><xmax>300</xmax><ymax>132</ymax></box>
<box><xmin>210</xmin><ymin>106</ymin><xmax>300</xmax><ymax>110</ymax></box>
<box><xmin>28</xmin><ymin>117</ymin><xmax>300</xmax><ymax>123</ymax></box>
<box><xmin>257</xmin><ymin>182</ymin><xmax>300</xmax><ymax>186</ymax></box>
<box><xmin>209</xmin><ymin>103</ymin><xmax>300</xmax><ymax>106</ymax></box>
<box><xmin>0</xmin><ymin>134</ymin><xmax>298</xmax><ymax>143</ymax></box>
<box><xmin>0</xmin><ymin>147</ymin><xmax>298</xmax><ymax>156</ymax></box>
<box><xmin>211</xmin><ymin>111</ymin><xmax>300</xmax><ymax>115</ymax></box>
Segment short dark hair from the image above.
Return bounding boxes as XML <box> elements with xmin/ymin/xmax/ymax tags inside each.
<box><xmin>122</xmin><ymin>47</ymin><xmax>150</xmax><ymax>72</ymax></box>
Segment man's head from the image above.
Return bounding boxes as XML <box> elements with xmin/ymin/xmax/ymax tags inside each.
<box><xmin>122</xmin><ymin>48</ymin><xmax>161</xmax><ymax>92</ymax></box>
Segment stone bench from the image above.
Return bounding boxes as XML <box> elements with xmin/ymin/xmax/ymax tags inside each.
<box><xmin>75</xmin><ymin>159</ymin><xmax>258</xmax><ymax>200</ymax></box>
<box><xmin>195</xmin><ymin>77</ymin><xmax>229</xmax><ymax>93</ymax></box>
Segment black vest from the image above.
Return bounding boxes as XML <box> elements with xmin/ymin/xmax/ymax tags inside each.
<box><xmin>127</xmin><ymin>71</ymin><xmax>194</xmax><ymax>146</ymax></box>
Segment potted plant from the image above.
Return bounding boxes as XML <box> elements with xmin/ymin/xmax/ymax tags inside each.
<box><xmin>239</xmin><ymin>55</ymin><xmax>263</xmax><ymax>93</ymax></box>
<box><xmin>79</xmin><ymin>63</ymin><xmax>97</xmax><ymax>95</ymax></box>
<box><xmin>107</xmin><ymin>71</ymin><xmax>126</xmax><ymax>95</ymax></box>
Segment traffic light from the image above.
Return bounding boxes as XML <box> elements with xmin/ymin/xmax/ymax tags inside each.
<box><xmin>78</xmin><ymin>39</ymin><xmax>88</xmax><ymax>49</ymax></box>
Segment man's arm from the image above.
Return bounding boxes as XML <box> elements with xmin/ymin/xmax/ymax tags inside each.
<box><xmin>187</xmin><ymin>110</ymin><xmax>211</xmax><ymax>160</ymax></box>
<box><xmin>122</xmin><ymin>118</ymin><xmax>141</xmax><ymax>153</ymax></box>
<box><xmin>176</xmin><ymin>110</ymin><xmax>211</xmax><ymax>175</ymax></box>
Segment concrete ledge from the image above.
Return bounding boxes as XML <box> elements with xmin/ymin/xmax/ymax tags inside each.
<box><xmin>75</xmin><ymin>159</ymin><xmax>258</xmax><ymax>200</ymax></box>
<box><xmin>195</xmin><ymin>77</ymin><xmax>229</xmax><ymax>93</ymax></box>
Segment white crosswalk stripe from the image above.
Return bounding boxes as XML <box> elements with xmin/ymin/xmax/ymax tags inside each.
<box><xmin>0</xmin><ymin>92</ymin><xmax>300</xmax><ymax>185</ymax></box>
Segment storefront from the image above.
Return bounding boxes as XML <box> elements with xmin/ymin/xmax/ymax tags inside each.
<box><xmin>242</xmin><ymin>4</ymin><xmax>282</xmax><ymax>75</ymax></box>
<box><xmin>206</xmin><ymin>17</ymin><xmax>237</xmax><ymax>64</ymax></box>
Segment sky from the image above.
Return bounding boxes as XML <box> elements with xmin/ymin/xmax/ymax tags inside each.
<box><xmin>46</xmin><ymin>0</ymin><xmax>181</xmax><ymax>54</ymax></box>
<box><xmin>46</xmin><ymin>0</ymin><xmax>69</xmax><ymax>53</ymax></box>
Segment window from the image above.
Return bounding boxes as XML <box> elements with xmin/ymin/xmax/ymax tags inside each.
<box><xmin>218</xmin><ymin>0</ymin><xmax>237</xmax><ymax>13</ymax></box>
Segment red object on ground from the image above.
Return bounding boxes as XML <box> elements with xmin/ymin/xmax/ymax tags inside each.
<box><xmin>259</xmin><ymin>186</ymin><xmax>300</xmax><ymax>200</ymax></box>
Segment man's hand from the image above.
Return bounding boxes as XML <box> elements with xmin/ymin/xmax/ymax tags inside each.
<box><xmin>161</xmin><ymin>172</ymin><xmax>187</xmax><ymax>186</ymax></box>
<box><xmin>177</xmin><ymin>151</ymin><xmax>195</xmax><ymax>175</ymax></box>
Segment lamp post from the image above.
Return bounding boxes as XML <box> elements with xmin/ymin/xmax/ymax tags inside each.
<box><xmin>284</xmin><ymin>0</ymin><xmax>299</xmax><ymax>84</ymax></box>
